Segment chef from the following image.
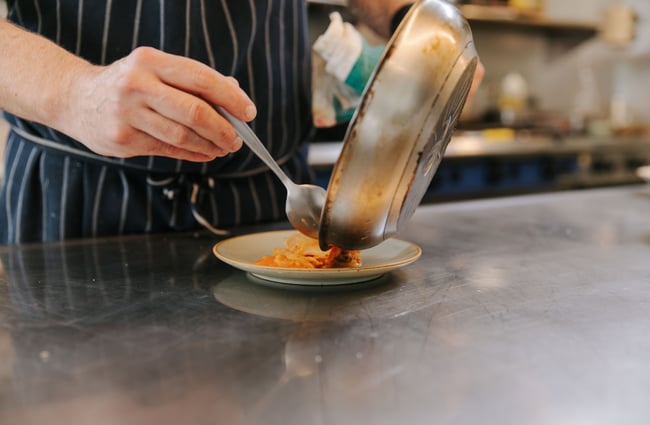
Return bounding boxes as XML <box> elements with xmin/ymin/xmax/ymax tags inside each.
<box><xmin>0</xmin><ymin>0</ymin><xmax>423</xmax><ymax>244</ymax></box>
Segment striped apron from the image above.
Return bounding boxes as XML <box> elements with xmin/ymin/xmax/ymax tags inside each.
<box><xmin>1</xmin><ymin>0</ymin><xmax>314</xmax><ymax>244</ymax></box>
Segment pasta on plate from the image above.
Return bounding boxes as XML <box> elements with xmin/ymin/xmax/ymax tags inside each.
<box><xmin>255</xmin><ymin>233</ymin><xmax>361</xmax><ymax>269</ymax></box>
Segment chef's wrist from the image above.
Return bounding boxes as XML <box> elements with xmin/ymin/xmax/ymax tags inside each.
<box><xmin>390</xmin><ymin>3</ymin><xmax>413</xmax><ymax>35</ymax></box>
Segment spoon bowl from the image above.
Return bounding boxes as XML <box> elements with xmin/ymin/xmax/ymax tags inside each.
<box><xmin>216</xmin><ymin>107</ymin><xmax>326</xmax><ymax>239</ymax></box>
<box><xmin>285</xmin><ymin>182</ymin><xmax>326</xmax><ymax>239</ymax></box>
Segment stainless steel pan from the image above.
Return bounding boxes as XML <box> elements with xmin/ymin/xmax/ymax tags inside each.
<box><xmin>319</xmin><ymin>0</ymin><xmax>479</xmax><ymax>250</ymax></box>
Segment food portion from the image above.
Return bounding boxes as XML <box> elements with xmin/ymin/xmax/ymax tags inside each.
<box><xmin>255</xmin><ymin>232</ymin><xmax>362</xmax><ymax>269</ymax></box>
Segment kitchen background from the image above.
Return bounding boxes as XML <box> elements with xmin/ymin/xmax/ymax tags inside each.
<box><xmin>1</xmin><ymin>0</ymin><xmax>650</xmax><ymax>199</ymax></box>
<box><xmin>307</xmin><ymin>0</ymin><xmax>650</xmax><ymax>200</ymax></box>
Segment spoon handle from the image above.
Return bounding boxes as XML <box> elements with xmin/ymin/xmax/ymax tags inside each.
<box><xmin>215</xmin><ymin>106</ymin><xmax>293</xmax><ymax>189</ymax></box>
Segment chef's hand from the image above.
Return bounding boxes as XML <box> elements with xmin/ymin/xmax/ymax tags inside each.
<box><xmin>468</xmin><ymin>60</ymin><xmax>485</xmax><ymax>105</ymax></box>
<box><xmin>66</xmin><ymin>47</ymin><xmax>256</xmax><ymax>162</ymax></box>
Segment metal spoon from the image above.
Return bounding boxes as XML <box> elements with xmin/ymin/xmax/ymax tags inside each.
<box><xmin>216</xmin><ymin>106</ymin><xmax>326</xmax><ymax>239</ymax></box>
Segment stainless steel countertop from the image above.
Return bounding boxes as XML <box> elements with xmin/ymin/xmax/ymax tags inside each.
<box><xmin>1</xmin><ymin>186</ymin><xmax>650</xmax><ymax>424</ymax></box>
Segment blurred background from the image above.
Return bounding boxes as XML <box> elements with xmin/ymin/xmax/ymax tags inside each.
<box><xmin>2</xmin><ymin>0</ymin><xmax>650</xmax><ymax>201</ymax></box>
<box><xmin>307</xmin><ymin>0</ymin><xmax>650</xmax><ymax>201</ymax></box>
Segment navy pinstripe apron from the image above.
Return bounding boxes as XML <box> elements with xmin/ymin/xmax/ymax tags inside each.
<box><xmin>1</xmin><ymin>0</ymin><xmax>314</xmax><ymax>244</ymax></box>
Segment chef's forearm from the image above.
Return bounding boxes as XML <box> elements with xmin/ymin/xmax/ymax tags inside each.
<box><xmin>347</xmin><ymin>0</ymin><xmax>413</xmax><ymax>38</ymax></box>
<box><xmin>0</xmin><ymin>19</ymin><xmax>92</xmax><ymax>132</ymax></box>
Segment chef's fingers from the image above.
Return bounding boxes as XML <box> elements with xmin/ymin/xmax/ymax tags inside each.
<box><xmin>121</xmin><ymin>126</ymin><xmax>225</xmax><ymax>162</ymax></box>
<box><xmin>130</xmin><ymin>107</ymin><xmax>236</xmax><ymax>160</ymax></box>
<box><xmin>136</xmin><ymin>47</ymin><xmax>257</xmax><ymax>122</ymax></box>
<box><xmin>141</xmin><ymin>80</ymin><xmax>244</xmax><ymax>153</ymax></box>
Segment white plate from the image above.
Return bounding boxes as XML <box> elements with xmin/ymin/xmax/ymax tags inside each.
<box><xmin>213</xmin><ymin>230</ymin><xmax>421</xmax><ymax>286</ymax></box>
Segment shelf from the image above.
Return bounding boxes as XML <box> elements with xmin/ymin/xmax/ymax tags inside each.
<box><xmin>308</xmin><ymin>133</ymin><xmax>650</xmax><ymax>166</ymax></box>
<box><xmin>459</xmin><ymin>4</ymin><xmax>599</xmax><ymax>33</ymax></box>
<box><xmin>306</xmin><ymin>2</ymin><xmax>598</xmax><ymax>33</ymax></box>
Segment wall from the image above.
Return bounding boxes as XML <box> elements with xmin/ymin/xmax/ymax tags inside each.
<box><xmin>544</xmin><ymin>0</ymin><xmax>611</xmax><ymax>24</ymax></box>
